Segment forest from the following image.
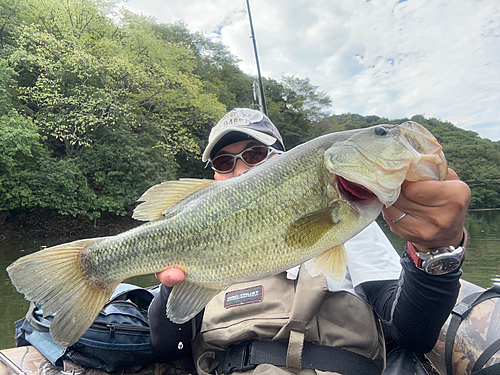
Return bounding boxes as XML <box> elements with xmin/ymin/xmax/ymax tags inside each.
<box><xmin>1</xmin><ymin>0</ymin><xmax>499</xmax><ymax>229</ymax></box>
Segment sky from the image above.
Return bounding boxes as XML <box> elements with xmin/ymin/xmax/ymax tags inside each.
<box><xmin>123</xmin><ymin>0</ymin><xmax>500</xmax><ymax>141</ymax></box>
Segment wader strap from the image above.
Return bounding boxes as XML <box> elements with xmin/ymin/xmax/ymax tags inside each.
<box><xmin>472</xmin><ymin>338</ymin><xmax>500</xmax><ymax>374</ymax></box>
<box><xmin>471</xmin><ymin>363</ymin><xmax>500</xmax><ymax>375</ymax></box>
<box><xmin>216</xmin><ymin>340</ymin><xmax>381</xmax><ymax>375</ymax></box>
<box><xmin>445</xmin><ymin>285</ymin><xmax>500</xmax><ymax>375</ymax></box>
<box><xmin>286</xmin><ymin>331</ymin><xmax>304</xmax><ymax>370</ymax></box>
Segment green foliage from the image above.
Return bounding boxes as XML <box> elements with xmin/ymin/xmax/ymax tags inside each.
<box><xmin>30</xmin><ymin>157</ymin><xmax>97</xmax><ymax>216</ymax></box>
<box><xmin>0</xmin><ymin>0</ymin><xmax>25</xmax><ymax>51</ymax></box>
<box><xmin>9</xmin><ymin>9</ymin><xmax>225</xmax><ymax>158</ymax></box>
<box><xmin>280</xmin><ymin>75</ymin><xmax>332</xmax><ymax>122</ymax></box>
<box><xmin>11</xmin><ymin>26</ymin><xmax>121</xmax><ymax>154</ymax></box>
<box><xmin>0</xmin><ymin>110</ymin><xmax>98</xmax><ymax>215</ymax></box>
<box><xmin>0</xmin><ymin>58</ymin><xmax>15</xmax><ymax>114</ymax></box>
<box><xmin>263</xmin><ymin>77</ymin><xmax>333</xmax><ymax>149</ymax></box>
<box><xmin>1</xmin><ymin>0</ymin><xmax>226</xmax><ymax>217</ymax></box>
<box><xmin>0</xmin><ymin>0</ymin><xmax>498</xmax><ymax>221</ymax></box>
<box><xmin>76</xmin><ymin>123</ymin><xmax>177</xmax><ymax>214</ymax></box>
<box><xmin>151</xmin><ymin>21</ymin><xmax>251</xmax><ymax>109</ymax></box>
<box><xmin>0</xmin><ymin>110</ymin><xmax>48</xmax><ymax>210</ymax></box>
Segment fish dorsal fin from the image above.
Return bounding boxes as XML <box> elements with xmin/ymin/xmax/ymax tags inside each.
<box><xmin>133</xmin><ymin>178</ymin><xmax>215</xmax><ymax>221</ymax></box>
<box><xmin>166</xmin><ymin>281</ymin><xmax>224</xmax><ymax>324</ymax></box>
<box><xmin>284</xmin><ymin>205</ymin><xmax>341</xmax><ymax>248</ymax></box>
<box><xmin>305</xmin><ymin>244</ymin><xmax>347</xmax><ymax>282</ymax></box>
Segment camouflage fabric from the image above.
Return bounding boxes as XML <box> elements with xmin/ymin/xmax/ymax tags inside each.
<box><xmin>427</xmin><ymin>279</ymin><xmax>500</xmax><ymax>375</ymax></box>
<box><xmin>0</xmin><ymin>346</ymin><xmax>196</xmax><ymax>375</ymax></box>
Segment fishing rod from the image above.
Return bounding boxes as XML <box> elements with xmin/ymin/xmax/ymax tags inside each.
<box><xmin>245</xmin><ymin>0</ymin><xmax>267</xmax><ymax>116</ymax></box>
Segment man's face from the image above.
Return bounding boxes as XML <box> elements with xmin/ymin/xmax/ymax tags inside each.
<box><xmin>213</xmin><ymin>140</ymin><xmax>262</xmax><ymax>181</ymax></box>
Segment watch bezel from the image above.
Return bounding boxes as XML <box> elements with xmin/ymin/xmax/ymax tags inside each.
<box><xmin>406</xmin><ymin>228</ymin><xmax>467</xmax><ymax>275</ymax></box>
<box><xmin>415</xmin><ymin>246</ymin><xmax>465</xmax><ymax>275</ymax></box>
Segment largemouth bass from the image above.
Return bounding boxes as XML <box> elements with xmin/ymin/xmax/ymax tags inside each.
<box><xmin>7</xmin><ymin>121</ymin><xmax>447</xmax><ymax>347</ymax></box>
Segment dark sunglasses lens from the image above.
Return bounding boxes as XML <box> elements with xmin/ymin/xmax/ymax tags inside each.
<box><xmin>241</xmin><ymin>147</ymin><xmax>269</xmax><ymax>165</ymax></box>
<box><xmin>212</xmin><ymin>155</ymin><xmax>235</xmax><ymax>172</ymax></box>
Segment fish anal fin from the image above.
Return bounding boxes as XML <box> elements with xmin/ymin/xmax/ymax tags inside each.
<box><xmin>7</xmin><ymin>238</ymin><xmax>116</xmax><ymax>348</ymax></box>
<box><xmin>133</xmin><ymin>178</ymin><xmax>216</xmax><ymax>221</ymax></box>
<box><xmin>285</xmin><ymin>206</ymin><xmax>341</xmax><ymax>248</ymax></box>
<box><xmin>305</xmin><ymin>244</ymin><xmax>347</xmax><ymax>282</ymax></box>
<box><xmin>166</xmin><ymin>281</ymin><xmax>224</xmax><ymax>324</ymax></box>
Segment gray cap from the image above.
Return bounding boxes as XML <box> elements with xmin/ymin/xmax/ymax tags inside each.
<box><xmin>202</xmin><ymin>108</ymin><xmax>285</xmax><ymax>162</ymax></box>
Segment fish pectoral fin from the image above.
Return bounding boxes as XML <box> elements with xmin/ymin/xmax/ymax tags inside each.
<box><xmin>284</xmin><ymin>205</ymin><xmax>341</xmax><ymax>248</ymax></box>
<box><xmin>166</xmin><ymin>281</ymin><xmax>224</xmax><ymax>324</ymax></box>
<box><xmin>305</xmin><ymin>244</ymin><xmax>347</xmax><ymax>282</ymax></box>
<box><xmin>133</xmin><ymin>178</ymin><xmax>216</xmax><ymax>221</ymax></box>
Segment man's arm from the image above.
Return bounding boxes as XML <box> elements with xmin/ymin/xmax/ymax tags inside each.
<box><xmin>361</xmin><ymin>254</ymin><xmax>461</xmax><ymax>354</ymax></box>
<box><xmin>365</xmin><ymin>168</ymin><xmax>470</xmax><ymax>353</ymax></box>
<box><xmin>149</xmin><ymin>283</ymin><xmax>199</xmax><ymax>359</ymax></box>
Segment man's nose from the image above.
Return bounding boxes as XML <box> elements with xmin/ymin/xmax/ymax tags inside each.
<box><xmin>233</xmin><ymin>158</ymin><xmax>251</xmax><ymax>176</ymax></box>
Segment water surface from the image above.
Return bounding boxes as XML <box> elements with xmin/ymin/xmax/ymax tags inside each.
<box><xmin>1</xmin><ymin>210</ymin><xmax>498</xmax><ymax>349</ymax></box>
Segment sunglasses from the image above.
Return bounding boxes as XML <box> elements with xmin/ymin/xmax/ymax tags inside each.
<box><xmin>210</xmin><ymin>146</ymin><xmax>283</xmax><ymax>173</ymax></box>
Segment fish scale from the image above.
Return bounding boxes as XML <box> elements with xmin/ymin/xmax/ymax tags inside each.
<box><xmin>7</xmin><ymin>121</ymin><xmax>448</xmax><ymax>347</ymax></box>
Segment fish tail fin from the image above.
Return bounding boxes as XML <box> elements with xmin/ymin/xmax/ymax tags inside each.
<box><xmin>7</xmin><ymin>238</ymin><xmax>116</xmax><ymax>347</ymax></box>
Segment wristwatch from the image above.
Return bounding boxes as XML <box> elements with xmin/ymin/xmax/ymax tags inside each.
<box><xmin>406</xmin><ymin>228</ymin><xmax>467</xmax><ymax>275</ymax></box>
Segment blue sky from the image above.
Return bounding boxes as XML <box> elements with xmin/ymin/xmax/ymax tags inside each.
<box><xmin>123</xmin><ymin>0</ymin><xmax>500</xmax><ymax>141</ymax></box>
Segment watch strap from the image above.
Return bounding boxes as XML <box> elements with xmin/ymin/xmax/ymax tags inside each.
<box><xmin>407</xmin><ymin>242</ymin><xmax>424</xmax><ymax>268</ymax></box>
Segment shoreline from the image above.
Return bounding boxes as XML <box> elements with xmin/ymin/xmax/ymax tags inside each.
<box><xmin>0</xmin><ymin>207</ymin><xmax>498</xmax><ymax>244</ymax></box>
<box><xmin>0</xmin><ymin>209</ymin><xmax>139</xmax><ymax>243</ymax></box>
<box><xmin>467</xmin><ymin>208</ymin><xmax>500</xmax><ymax>212</ymax></box>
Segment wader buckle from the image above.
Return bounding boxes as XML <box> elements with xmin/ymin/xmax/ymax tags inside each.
<box><xmin>217</xmin><ymin>341</ymin><xmax>255</xmax><ymax>375</ymax></box>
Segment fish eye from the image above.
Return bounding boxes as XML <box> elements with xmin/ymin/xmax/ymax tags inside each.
<box><xmin>374</xmin><ymin>127</ymin><xmax>387</xmax><ymax>136</ymax></box>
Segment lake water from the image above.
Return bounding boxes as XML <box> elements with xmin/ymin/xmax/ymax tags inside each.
<box><xmin>1</xmin><ymin>210</ymin><xmax>499</xmax><ymax>349</ymax></box>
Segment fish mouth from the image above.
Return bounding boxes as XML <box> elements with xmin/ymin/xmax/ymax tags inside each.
<box><xmin>336</xmin><ymin>175</ymin><xmax>377</xmax><ymax>201</ymax></box>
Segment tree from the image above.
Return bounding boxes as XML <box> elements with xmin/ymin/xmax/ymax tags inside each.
<box><xmin>0</xmin><ymin>58</ymin><xmax>15</xmax><ymax>114</ymax></box>
<box><xmin>152</xmin><ymin>20</ymin><xmax>254</xmax><ymax>111</ymax></box>
<box><xmin>0</xmin><ymin>0</ymin><xmax>24</xmax><ymax>50</ymax></box>
<box><xmin>10</xmin><ymin>9</ymin><xmax>226</xmax><ymax>158</ymax></box>
<box><xmin>2</xmin><ymin>0</ymin><xmax>227</xmax><ymax>216</ymax></box>
<box><xmin>2</xmin><ymin>0</ymin><xmax>497</xmax><ymax>219</ymax></box>
<box><xmin>0</xmin><ymin>110</ymin><xmax>48</xmax><ymax>210</ymax></box>
<box><xmin>281</xmin><ymin>75</ymin><xmax>332</xmax><ymax>122</ymax></box>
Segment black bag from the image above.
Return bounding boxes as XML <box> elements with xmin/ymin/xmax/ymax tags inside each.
<box><xmin>15</xmin><ymin>283</ymin><xmax>160</xmax><ymax>372</ymax></box>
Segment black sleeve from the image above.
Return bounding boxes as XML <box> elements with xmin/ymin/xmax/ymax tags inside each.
<box><xmin>360</xmin><ymin>248</ymin><xmax>462</xmax><ymax>354</ymax></box>
<box><xmin>148</xmin><ymin>284</ymin><xmax>199</xmax><ymax>361</ymax></box>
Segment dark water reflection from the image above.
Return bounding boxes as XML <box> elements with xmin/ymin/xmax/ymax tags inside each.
<box><xmin>1</xmin><ymin>210</ymin><xmax>499</xmax><ymax>349</ymax></box>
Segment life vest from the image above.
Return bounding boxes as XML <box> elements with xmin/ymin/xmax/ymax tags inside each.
<box><xmin>192</xmin><ymin>266</ymin><xmax>385</xmax><ymax>375</ymax></box>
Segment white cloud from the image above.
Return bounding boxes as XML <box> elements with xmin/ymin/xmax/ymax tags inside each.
<box><xmin>124</xmin><ymin>0</ymin><xmax>500</xmax><ymax>141</ymax></box>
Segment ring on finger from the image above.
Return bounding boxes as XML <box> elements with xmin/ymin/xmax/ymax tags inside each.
<box><xmin>392</xmin><ymin>212</ymin><xmax>407</xmax><ymax>223</ymax></box>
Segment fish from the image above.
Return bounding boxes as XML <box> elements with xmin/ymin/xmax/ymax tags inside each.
<box><xmin>7</xmin><ymin>121</ymin><xmax>448</xmax><ymax>348</ymax></box>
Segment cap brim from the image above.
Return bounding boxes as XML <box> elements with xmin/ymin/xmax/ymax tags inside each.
<box><xmin>202</xmin><ymin>127</ymin><xmax>277</xmax><ymax>162</ymax></box>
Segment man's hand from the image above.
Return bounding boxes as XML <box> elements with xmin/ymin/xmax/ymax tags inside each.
<box><xmin>382</xmin><ymin>168</ymin><xmax>471</xmax><ymax>252</ymax></box>
<box><xmin>156</xmin><ymin>267</ymin><xmax>185</xmax><ymax>287</ymax></box>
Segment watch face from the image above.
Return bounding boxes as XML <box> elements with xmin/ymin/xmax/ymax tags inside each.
<box><xmin>424</xmin><ymin>256</ymin><xmax>462</xmax><ymax>275</ymax></box>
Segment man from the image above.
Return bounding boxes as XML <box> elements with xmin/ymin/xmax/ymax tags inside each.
<box><xmin>149</xmin><ymin>108</ymin><xmax>470</xmax><ymax>375</ymax></box>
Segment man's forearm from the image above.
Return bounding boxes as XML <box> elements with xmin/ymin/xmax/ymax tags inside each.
<box><xmin>361</xmin><ymin>250</ymin><xmax>461</xmax><ymax>354</ymax></box>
